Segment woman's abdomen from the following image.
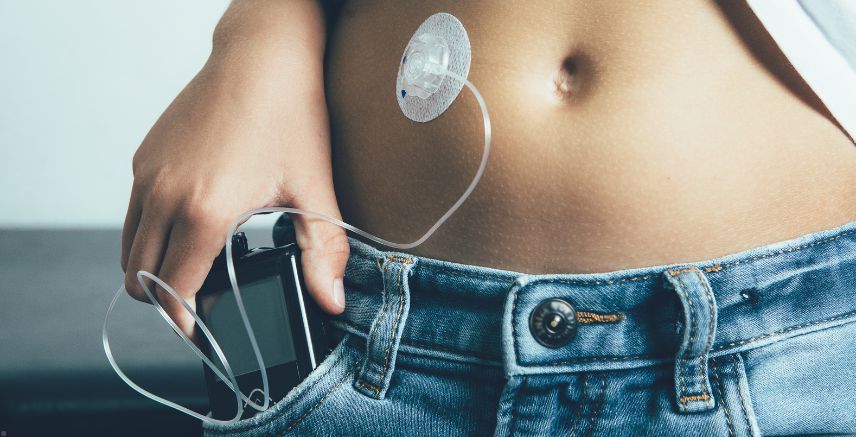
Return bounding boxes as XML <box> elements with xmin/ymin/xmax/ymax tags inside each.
<box><xmin>325</xmin><ymin>0</ymin><xmax>856</xmax><ymax>274</ymax></box>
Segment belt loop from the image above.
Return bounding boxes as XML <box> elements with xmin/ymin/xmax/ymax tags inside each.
<box><xmin>353</xmin><ymin>254</ymin><xmax>416</xmax><ymax>399</ymax></box>
<box><xmin>663</xmin><ymin>266</ymin><xmax>718</xmax><ymax>413</ymax></box>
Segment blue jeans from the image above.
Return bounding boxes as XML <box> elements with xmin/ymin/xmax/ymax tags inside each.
<box><xmin>204</xmin><ymin>219</ymin><xmax>856</xmax><ymax>436</ymax></box>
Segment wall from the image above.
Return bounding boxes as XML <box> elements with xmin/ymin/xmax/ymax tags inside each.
<box><xmin>0</xmin><ymin>0</ymin><xmax>232</xmax><ymax>228</ymax></box>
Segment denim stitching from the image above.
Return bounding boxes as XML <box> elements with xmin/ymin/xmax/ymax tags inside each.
<box><xmin>418</xmin><ymin>264</ymin><xmax>515</xmax><ymax>284</ymax></box>
<box><xmin>351</xmin><ymin>235</ymin><xmax>856</xmax><ymax>370</ymax></box>
<box><xmin>713</xmin><ymin>310</ymin><xmax>856</xmax><ymax>350</ymax></box>
<box><xmin>672</xmin><ymin>271</ymin><xmax>697</xmax><ymax>359</ymax></box>
<box><xmin>457</xmin><ymin>229</ymin><xmax>856</xmax><ymax>287</ymax></box>
<box><xmin>586</xmin><ymin>374</ymin><xmax>606</xmax><ymax>437</ymax></box>
<box><xmin>679</xmin><ymin>393</ymin><xmax>711</xmax><ymax>404</ymax></box>
<box><xmin>332</xmin><ymin>319</ymin><xmax>501</xmax><ymax>361</ymax></box>
<box><xmin>205</xmin><ymin>346</ymin><xmax>351</xmax><ymax>434</ymax></box>
<box><xmin>379</xmin><ymin>263</ymin><xmax>406</xmax><ymax>386</ymax></box>
<box><xmin>576</xmin><ymin>311</ymin><xmax>625</xmax><ymax>324</ymax></box>
<box><xmin>354</xmin><ymin>380</ymin><xmax>381</xmax><ymax>396</ymax></box>
<box><xmin>348</xmin><ymin>229</ymin><xmax>852</xmax><ymax>290</ymax></box>
<box><xmin>694</xmin><ymin>269</ymin><xmax>717</xmax><ymax>353</ymax></box>
<box><xmin>281</xmin><ymin>373</ymin><xmax>351</xmax><ymax>436</ymax></box>
<box><xmin>356</xmin><ymin>262</ymin><xmax>392</xmax><ymax>388</ymax></box>
<box><xmin>511</xmin><ymin>284</ymin><xmax>522</xmax><ymax>366</ymax></box>
<box><xmin>711</xmin><ymin>362</ymin><xmax>736</xmax><ymax>437</ymax></box>
<box><xmin>543</xmin><ymin>311</ymin><xmax>856</xmax><ymax>365</ymax></box>
<box><xmin>366</xmin><ymin>262</ymin><xmax>392</xmax><ymax>355</ymax></box>
<box><xmin>732</xmin><ymin>356</ymin><xmax>755</xmax><ymax>437</ymax></box>
<box><xmin>695</xmin><ymin>268</ymin><xmax>716</xmax><ymax>397</ymax></box>
<box><xmin>385</xmin><ymin>254</ymin><xmax>414</xmax><ymax>264</ymax></box>
<box><xmin>674</xmin><ymin>272</ymin><xmax>696</xmax><ymax>401</ymax></box>
<box><xmin>704</xmin><ymin>231</ymin><xmax>853</xmax><ymax>270</ymax></box>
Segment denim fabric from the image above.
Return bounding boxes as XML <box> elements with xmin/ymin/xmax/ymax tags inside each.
<box><xmin>204</xmin><ymin>218</ymin><xmax>856</xmax><ymax>436</ymax></box>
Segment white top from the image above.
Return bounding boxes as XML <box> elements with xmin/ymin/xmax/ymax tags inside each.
<box><xmin>748</xmin><ymin>0</ymin><xmax>856</xmax><ymax>141</ymax></box>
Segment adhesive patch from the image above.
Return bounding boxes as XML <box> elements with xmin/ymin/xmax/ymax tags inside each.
<box><xmin>396</xmin><ymin>13</ymin><xmax>472</xmax><ymax>123</ymax></box>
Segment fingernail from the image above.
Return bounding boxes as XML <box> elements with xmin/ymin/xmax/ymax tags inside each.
<box><xmin>332</xmin><ymin>277</ymin><xmax>345</xmax><ymax>309</ymax></box>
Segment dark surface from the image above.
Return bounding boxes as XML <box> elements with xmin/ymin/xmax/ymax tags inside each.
<box><xmin>0</xmin><ymin>228</ymin><xmax>272</xmax><ymax>436</ymax></box>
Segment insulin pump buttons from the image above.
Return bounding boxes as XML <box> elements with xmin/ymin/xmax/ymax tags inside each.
<box><xmin>530</xmin><ymin>298</ymin><xmax>578</xmax><ymax>348</ymax></box>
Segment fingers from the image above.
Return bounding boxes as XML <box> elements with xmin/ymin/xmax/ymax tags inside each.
<box><xmin>154</xmin><ymin>206</ymin><xmax>230</xmax><ymax>339</ymax></box>
<box><xmin>124</xmin><ymin>204</ymin><xmax>171</xmax><ymax>304</ymax></box>
<box><xmin>291</xmin><ymin>190</ymin><xmax>350</xmax><ymax>315</ymax></box>
<box><xmin>154</xmin><ymin>282</ymin><xmax>199</xmax><ymax>344</ymax></box>
<box><xmin>121</xmin><ymin>185</ymin><xmax>143</xmax><ymax>272</ymax></box>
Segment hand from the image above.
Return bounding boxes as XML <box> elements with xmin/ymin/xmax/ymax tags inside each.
<box><xmin>121</xmin><ymin>22</ymin><xmax>348</xmax><ymax>339</ymax></box>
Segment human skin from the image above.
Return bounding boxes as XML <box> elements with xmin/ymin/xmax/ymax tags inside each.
<box><xmin>326</xmin><ymin>0</ymin><xmax>856</xmax><ymax>274</ymax></box>
<box><xmin>122</xmin><ymin>0</ymin><xmax>348</xmax><ymax>337</ymax></box>
<box><xmin>123</xmin><ymin>0</ymin><xmax>856</xmax><ymax>337</ymax></box>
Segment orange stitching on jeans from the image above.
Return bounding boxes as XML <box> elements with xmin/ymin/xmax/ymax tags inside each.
<box><xmin>385</xmin><ymin>255</ymin><xmax>414</xmax><ymax>264</ymax></box>
<box><xmin>668</xmin><ymin>267</ymin><xmax>698</xmax><ymax>276</ymax></box>
<box><xmin>675</xmin><ymin>273</ymin><xmax>696</xmax><ymax>401</ymax></box>
<box><xmin>282</xmin><ymin>373</ymin><xmax>351</xmax><ymax>435</ymax></box>
<box><xmin>731</xmin><ymin>357</ymin><xmax>754</xmax><ymax>436</ymax></box>
<box><xmin>704</xmin><ymin>230</ymin><xmax>854</xmax><ymax>271</ymax></box>
<box><xmin>545</xmin><ymin>311</ymin><xmax>856</xmax><ymax>366</ymax></box>
<box><xmin>576</xmin><ymin>311</ymin><xmax>625</xmax><ymax>324</ymax></box>
<box><xmin>355</xmin><ymin>262</ymin><xmax>393</xmax><ymax>390</ymax></box>
<box><xmin>353</xmin><ymin>229</ymin><xmax>854</xmax><ymax>288</ymax></box>
<box><xmin>206</xmin><ymin>346</ymin><xmax>352</xmax><ymax>435</ymax></box>
<box><xmin>418</xmin><ymin>264</ymin><xmax>515</xmax><ymax>284</ymax></box>
<box><xmin>363</xmin><ymin>264</ymin><xmax>392</xmax><ymax>360</ymax></box>
<box><xmin>694</xmin><ymin>268</ymin><xmax>716</xmax><ymax>395</ymax></box>
<box><xmin>332</xmin><ymin>319</ymin><xmax>502</xmax><ymax>362</ymax></box>
<box><xmin>713</xmin><ymin>310</ymin><xmax>856</xmax><ymax>350</ymax></box>
<box><xmin>711</xmin><ymin>365</ymin><xmax>736</xmax><ymax>437</ymax></box>
<box><xmin>380</xmin><ymin>263</ymin><xmax>406</xmax><ymax>386</ymax></box>
<box><xmin>679</xmin><ymin>393</ymin><xmax>711</xmax><ymax>404</ymax></box>
<box><xmin>355</xmin><ymin>380</ymin><xmax>381</xmax><ymax>396</ymax></box>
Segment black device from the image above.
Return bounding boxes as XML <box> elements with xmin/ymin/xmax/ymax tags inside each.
<box><xmin>195</xmin><ymin>232</ymin><xmax>336</xmax><ymax>420</ymax></box>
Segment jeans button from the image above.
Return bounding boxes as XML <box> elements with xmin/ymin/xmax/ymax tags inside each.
<box><xmin>529</xmin><ymin>298</ymin><xmax>578</xmax><ymax>348</ymax></box>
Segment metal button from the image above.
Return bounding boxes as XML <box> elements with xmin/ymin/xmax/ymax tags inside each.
<box><xmin>529</xmin><ymin>298</ymin><xmax>577</xmax><ymax>348</ymax></box>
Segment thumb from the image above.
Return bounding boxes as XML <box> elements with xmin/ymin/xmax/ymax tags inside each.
<box><xmin>289</xmin><ymin>192</ymin><xmax>351</xmax><ymax>315</ymax></box>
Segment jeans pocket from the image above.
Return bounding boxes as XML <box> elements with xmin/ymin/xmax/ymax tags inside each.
<box><xmin>202</xmin><ymin>332</ymin><xmax>361</xmax><ymax>437</ymax></box>
<box><xmin>741</xmin><ymin>315</ymin><xmax>856</xmax><ymax>436</ymax></box>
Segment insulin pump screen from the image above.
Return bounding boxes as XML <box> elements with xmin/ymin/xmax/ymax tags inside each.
<box><xmin>200</xmin><ymin>277</ymin><xmax>297</xmax><ymax>379</ymax></box>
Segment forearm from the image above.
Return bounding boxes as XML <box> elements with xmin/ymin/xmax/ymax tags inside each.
<box><xmin>204</xmin><ymin>0</ymin><xmax>328</xmax><ymax>102</ymax></box>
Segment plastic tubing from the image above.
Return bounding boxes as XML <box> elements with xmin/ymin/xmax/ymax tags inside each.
<box><xmin>103</xmin><ymin>71</ymin><xmax>490</xmax><ymax>426</ymax></box>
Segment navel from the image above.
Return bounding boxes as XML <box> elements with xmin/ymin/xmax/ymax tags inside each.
<box><xmin>549</xmin><ymin>54</ymin><xmax>591</xmax><ymax>104</ymax></box>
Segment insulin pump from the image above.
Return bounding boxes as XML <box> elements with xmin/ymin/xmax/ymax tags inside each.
<box><xmin>195</xmin><ymin>231</ymin><xmax>339</xmax><ymax>420</ymax></box>
<box><xmin>103</xmin><ymin>13</ymin><xmax>490</xmax><ymax>426</ymax></box>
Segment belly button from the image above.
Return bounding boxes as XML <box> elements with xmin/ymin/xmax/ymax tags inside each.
<box><xmin>550</xmin><ymin>56</ymin><xmax>581</xmax><ymax>103</ymax></box>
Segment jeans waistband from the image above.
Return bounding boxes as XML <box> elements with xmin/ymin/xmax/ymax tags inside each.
<box><xmin>335</xmin><ymin>220</ymin><xmax>856</xmax><ymax>374</ymax></box>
